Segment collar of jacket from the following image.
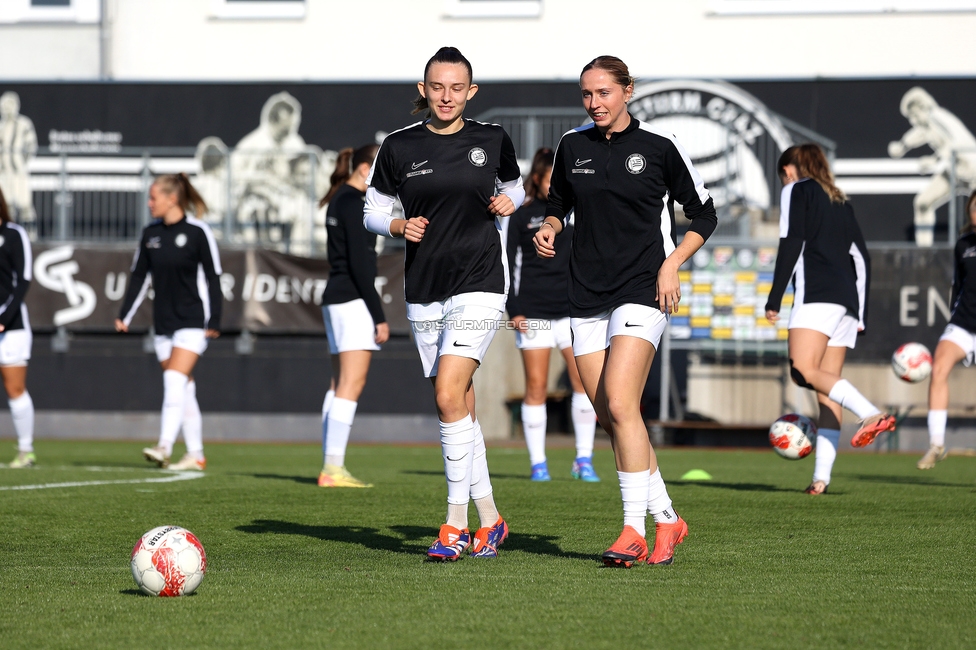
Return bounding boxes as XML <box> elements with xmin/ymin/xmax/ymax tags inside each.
<box><xmin>589</xmin><ymin>112</ymin><xmax>640</xmax><ymax>143</ymax></box>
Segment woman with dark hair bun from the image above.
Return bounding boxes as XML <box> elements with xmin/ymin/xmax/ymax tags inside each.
<box><xmin>919</xmin><ymin>189</ymin><xmax>976</xmax><ymax>470</ymax></box>
<box><xmin>507</xmin><ymin>147</ymin><xmax>598</xmax><ymax>483</ymax></box>
<box><xmin>116</xmin><ymin>173</ymin><xmax>223</xmax><ymax>471</ymax></box>
<box><xmin>317</xmin><ymin>143</ymin><xmax>387</xmax><ymax>488</ymax></box>
<box><xmin>0</xmin><ymin>185</ymin><xmax>35</xmax><ymax>468</ymax></box>
<box><xmin>364</xmin><ymin>46</ymin><xmax>524</xmax><ymax>560</ymax></box>
<box><xmin>535</xmin><ymin>55</ymin><xmax>716</xmax><ymax>567</ymax></box>
<box><xmin>766</xmin><ymin>143</ymin><xmax>892</xmax><ymax>494</ymax></box>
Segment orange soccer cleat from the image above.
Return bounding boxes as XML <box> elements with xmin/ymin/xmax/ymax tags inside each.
<box><xmin>850</xmin><ymin>414</ymin><xmax>897</xmax><ymax>448</ymax></box>
<box><xmin>602</xmin><ymin>525</ymin><xmax>648</xmax><ymax>568</ymax></box>
<box><xmin>647</xmin><ymin>517</ymin><xmax>689</xmax><ymax>565</ymax></box>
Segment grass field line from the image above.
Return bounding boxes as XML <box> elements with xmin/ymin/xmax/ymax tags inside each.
<box><xmin>0</xmin><ymin>468</ymin><xmax>204</xmax><ymax>491</ymax></box>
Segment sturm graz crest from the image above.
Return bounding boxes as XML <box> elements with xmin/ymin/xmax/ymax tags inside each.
<box><xmin>628</xmin><ymin>80</ymin><xmax>792</xmax><ymax>211</ymax></box>
<box><xmin>468</xmin><ymin>147</ymin><xmax>487</xmax><ymax>167</ymax></box>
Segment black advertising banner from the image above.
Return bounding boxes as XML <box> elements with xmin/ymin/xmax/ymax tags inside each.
<box><xmin>25</xmin><ymin>245</ymin><xmax>410</xmax><ymax>335</ymax></box>
<box><xmin>848</xmin><ymin>245</ymin><xmax>956</xmax><ymax>360</ymax></box>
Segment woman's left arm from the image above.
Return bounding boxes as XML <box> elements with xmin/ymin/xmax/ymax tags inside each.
<box><xmin>0</xmin><ymin>227</ymin><xmax>31</xmax><ymax>332</ymax></box>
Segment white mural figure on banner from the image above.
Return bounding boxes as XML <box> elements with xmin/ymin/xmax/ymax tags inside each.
<box><xmin>0</xmin><ymin>91</ymin><xmax>38</xmax><ymax>225</ymax></box>
<box><xmin>888</xmin><ymin>87</ymin><xmax>976</xmax><ymax>247</ymax></box>
<box><xmin>229</xmin><ymin>92</ymin><xmax>314</xmax><ymax>247</ymax></box>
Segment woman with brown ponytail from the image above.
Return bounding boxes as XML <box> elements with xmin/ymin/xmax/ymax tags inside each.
<box><xmin>766</xmin><ymin>143</ymin><xmax>892</xmax><ymax>494</ymax></box>
<box><xmin>317</xmin><ymin>144</ymin><xmax>387</xmax><ymax>488</ymax></box>
<box><xmin>116</xmin><ymin>173</ymin><xmax>223</xmax><ymax>471</ymax></box>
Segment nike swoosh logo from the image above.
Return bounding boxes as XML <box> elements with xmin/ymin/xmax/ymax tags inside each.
<box><xmin>411</xmin><ymin>160</ymin><xmax>428</xmax><ymax>170</ymax></box>
<box><xmin>575</xmin><ymin>158</ymin><xmax>592</xmax><ymax>166</ymax></box>
<box><xmin>452</xmin><ymin>341</ymin><xmax>471</xmax><ymax>347</ymax></box>
<box><xmin>446</xmin><ymin>454</ymin><xmax>468</xmax><ymax>462</ymax></box>
<box><xmin>624</xmin><ymin>322</ymin><xmax>641</xmax><ymax>327</ymax></box>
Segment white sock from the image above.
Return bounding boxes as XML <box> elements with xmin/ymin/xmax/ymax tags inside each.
<box><xmin>571</xmin><ymin>392</ymin><xmax>596</xmax><ymax>459</ymax></box>
<box><xmin>521</xmin><ymin>402</ymin><xmax>547</xmax><ymax>465</ymax></box>
<box><xmin>928</xmin><ymin>410</ymin><xmax>947</xmax><ymax>447</ymax></box>
<box><xmin>182</xmin><ymin>380</ymin><xmax>204</xmax><ymax>458</ymax></box>
<box><xmin>9</xmin><ymin>391</ymin><xmax>34</xmax><ymax>453</ymax></box>
<box><xmin>159</xmin><ymin>370</ymin><xmax>188</xmax><ymax>455</ymax></box>
<box><xmin>321</xmin><ymin>389</ymin><xmax>335</xmax><ymax>462</ymax></box>
<box><xmin>325</xmin><ymin>398</ymin><xmax>357</xmax><ymax>467</ymax></box>
<box><xmin>618</xmin><ymin>470</ymin><xmax>650</xmax><ymax>537</ymax></box>
<box><xmin>647</xmin><ymin>468</ymin><xmax>678</xmax><ymax>523</ymax></box>
<box><xmin>827</xmin><ymin>379</ymin><xmax>881</xmax><ymax>421</ymax></box>
<box><xmin>812</xmin><ymin>428</ymin><xmax>840</xmax><ymax>485</ymax></box>
<box><xmin>441</xmin><ymin>417</ymin><xmax>475</xmax><ymax>529</ymax></box>
<box><xmin>469</xmin><ymin>418</ymin><xmax>499</xmax><ymax>528</ymax></box>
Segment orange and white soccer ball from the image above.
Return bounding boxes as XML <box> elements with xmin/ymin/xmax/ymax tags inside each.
<box><xmin>891</xmin><ymin>342</ymin><xmax>933</xmax><ymax>383</ymax></box>
<box><xmin>130</xmin><ymin>526</ymin><xmax>207</xmax><ymax>597</ymax></box>
<box><xmin>769</xmin><ymin>414</ymin><xmax>818</xmax><ymax>460</ymax></box>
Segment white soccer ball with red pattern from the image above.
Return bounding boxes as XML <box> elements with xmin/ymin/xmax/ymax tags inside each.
<box><xmin>769</xmin><ymin>414</ymin><xmax>818</xmax><ymax>460</ymax></box>
<box><xmin>891</xmin><ymin>342</ymin><xmax>932</xmax><ymax>383</ymax></box>
<box><xmin>130</xmin><ymin>526</ymin><xmax>207</xmax><ymax>597</ymax></box>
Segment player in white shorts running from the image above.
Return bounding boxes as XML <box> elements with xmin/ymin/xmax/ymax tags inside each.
<box><xmin>0</xmin><ymin>186</ymin><xmax>35</xmax><ymax>468</ymax></box>
<box><xmin>318</xmin><ymin>144</ymin><xmax>389</xmax><ymax>488</ymax></box>
<box><xmin>364</xmin><ymin>47</ymin><xmax>524</xmax><ymax>560</ymax></box>
<box><xmin>766</xmin><ymin>144</ymin><xmax>893</xmax><ymax>494</ymax></box>
<box><xmin>535</xmin><ymin>56</ymin><xmax>715</xmax><ymax>567</ymax></box>
<box><xmin>507</xmin><ymin>147</ymin><xmax>598</xmax><ymax>482</ymax></box>
<box><xmin>116</xmin><ymin>173</ymin><xmax>222</xmax><ymax>471</ymax></box>
<box><xmin>919</xmin><ymin>190</ymin><xmax>976</xmax><ymax>469</ymax></box>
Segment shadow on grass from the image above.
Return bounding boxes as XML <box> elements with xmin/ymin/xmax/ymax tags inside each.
<box><xmin>670</xmin><ymin>480</ymin><xmax>796</xmax><ymax>493</ymax></box>
<box><xmin>119</xmin><ymin>589</ymin><xmax>149</xmax><ymax>597</ymax></box>
<box><xmin>243</xmin><ymin>473</ymin><xmax>319</xmax><ymax>486</ymax></box>
<box><xmin>236</xmin><ymin>519</ymin><xmax>597</xmax><ymax>561</ymax></box>
<box><xmin>837</xmin><ymin>473</ymin><xmax>975</xmax><ymax>489</ymax></box>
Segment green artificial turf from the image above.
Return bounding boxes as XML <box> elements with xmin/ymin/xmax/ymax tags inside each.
<box><xmin>1</xmin><ymin>441</ymin><xmax>974</xmax><ymax>649</ymax></box>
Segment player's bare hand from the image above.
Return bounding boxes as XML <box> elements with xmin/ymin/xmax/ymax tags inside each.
<box><xmin>403</xmin><ymin>216</ymin><xmax>428</xmax><ymax>243</ymax></box>
<box><xmin>488</xmin><ymin>194</ymin><xmax>516</xmax><ymax>217</ymax></box>
<box><xmin>656</xmin><ymin>261</ymin><xmax>681</xmax><ymax>314</ymax></box>
<box><xmin>115</xmin><ymin>318</ymin><xmax>128</xmax><ymax>333</ymax></box>
<box><xmin>511</xmin><ymin>315</ymin><xmax>528</xmax><ymax>332</ymax></box>
<box><xmin>533</xmin><ymin>223</ymin><xmax>557</xmax><ymax>258</ymax></box>
<box><xmin>375</xmin><ymin>322</ymin><xmax>390</xmax><ymax>345</ymax></box>
<box><xmin>765</xmin><ymin>310</ymin><xmax>779</xmax><ymax>323</ymax></box>
<box><xmin>205</xmin><ymin>329</ymin><xmax>220</xmax><ymax>339</ymax></box>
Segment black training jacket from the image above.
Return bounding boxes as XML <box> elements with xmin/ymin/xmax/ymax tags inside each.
<box><xmin>119</xmin><ymin>216</ymin><xmax>223</xmax><ymax>335</ymax></box>
<box><xmin>950</xmin><ymin>231</ymin><xmax>976</xmax><ymax>333</ymax></box>
<box><xmin>322</xmin><ymin>184</ymin><xmax>386</xmax><ymax>324</ymax></box>
<box><xmin>0</xmin><ymin>221</ymin><xmax>31</xmax><ymax>331</ymax></box>
<box><xmin>765</xmin><ymin>179</ymin><xmax>870</xmax><ymax>329</ymax></box>
<box><xmin>546</xmin><ymin>116</ymin><xmax>717</xmax><ymax>316</ymax></box>
<box><xmin>506</xmin><ymin>199</ymin><xmax>572</xmax><ymax>319</ymax></box>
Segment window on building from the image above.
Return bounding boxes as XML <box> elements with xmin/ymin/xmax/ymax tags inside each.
<box><xmin>209</xmin><ymin>0</ymin><xmax>306</xmax><ymax>20</ymax></box>
<box><xmin>0</xmin><ymin>0</ymin><xmax>99</xmax><ymax>23</ymax></box>
<box><xmin>709</xmin><ymin>0</ymin><xmax>976</xmax><ymax>15</ymax></box>
<box><xmin>444</xmin><ymin>0</ymin><xmax>543</xmax><ymax>19</ymax></box>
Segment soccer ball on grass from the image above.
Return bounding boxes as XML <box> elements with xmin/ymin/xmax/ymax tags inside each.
<box><xmin>130</xmin><ymin>525</ymin><xmax>207</xmax><ymax>596</ymax></box>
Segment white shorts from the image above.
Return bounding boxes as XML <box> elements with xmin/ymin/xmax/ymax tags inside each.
<box><xmin>570</xmin><ymin>303</ymin><xmax>669</xmax><ymax>357</ymax></box>
<box><xmin>154</xmin><ymin>328</ymin><xmax>209</xmax><ymax>362</ymax></box>
<box><xmin>323</xmin><ymin>299</ymin><xmax>380</xmax><ymax>354</ymax></box>
<box><xmin>409</xmin><ymin>293</ymin><xmax>504</xmax><ymax>378</ymax></box>
<box><xmin>516</xmin><ymin>317</ymin><xmax>573</xmax><ymax>351</ymax></box>
<box><xmin>0</xmin><ymin>328</ymin><xmax>32</xmax><ymax>366</ymax></box>
<box><xmin>788</xmin><ymin>302</ymin><xmax>858</xmax><ymax>349</ymax></box>
<box><xmin>940</xmin><ymin>323</ymin><xmax>976</xmax><ymax>367</ymax></box>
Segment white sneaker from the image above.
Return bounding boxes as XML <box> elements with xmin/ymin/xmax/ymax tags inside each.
<box><xmin>143</xmin><ymin>446</ymin><xmax>170</xmax><ymax>468</ymax></box>
<box><xmin>916</xmin><ymin>444</ymin><xmax>947</xmax><ymax>470</ymax></box>
<box><xmin>168</xmin><ymin>454</ymin><xmax>206</xmax><ymax>471</ymax></box>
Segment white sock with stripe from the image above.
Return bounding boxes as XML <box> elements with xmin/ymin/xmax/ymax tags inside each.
<box><xmin>618</xmin><ymin>470</ymin><xmax>650</xmax><ymax>537</ymax></box>
<box><xmin>9</xmin><ymin>391</ymin><xmax>34</xmax><ymax>453</ymax></box>
<box><xmin>521</xmin><ymin>402</ymin><xmax>547</xmax><ymax>465</ymax></box>
<box><xmin>647</xmin><ymin>469</ymin><xmax>678</xmax><ymax>524</ymax></box>
<box><xmin>182</xmin><ymin>380</ymin><xmax>204</xmax><ymax>458</ymax></box>
<box><xmin>571</xmin><ymin>392</ymin><xmax>596</xmax><ymax>459</ymax></box>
